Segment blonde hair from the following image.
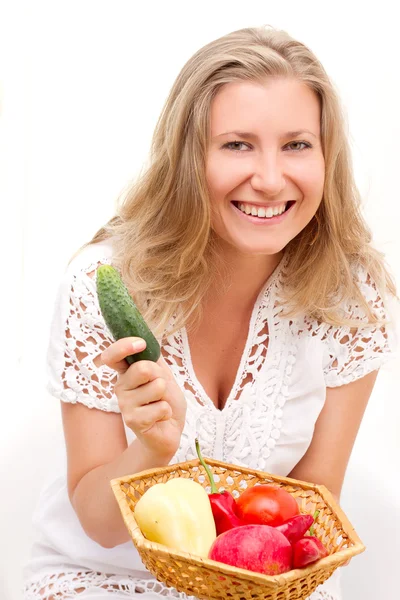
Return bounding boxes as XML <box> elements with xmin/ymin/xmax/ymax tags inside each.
<box><xmin>85</xmin><ymin>26</ymin><xmax>396</xmax><ymax>337</ymax></box>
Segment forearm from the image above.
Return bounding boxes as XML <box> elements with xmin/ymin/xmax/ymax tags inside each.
<box><xmin>71</xmin><ymin>438</ymin><xmax>174</xmax><ymax>548</ymax></box>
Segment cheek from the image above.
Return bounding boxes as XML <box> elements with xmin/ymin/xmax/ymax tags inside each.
<box><xmin>206</xmin><ymin>156</ymin><xmax>248</xmax><ymax>199</ymax></box>
<box><xmin>296</xmin><ymin>159</ymin><xmax>325</xmax><ymax>199</ymax></box>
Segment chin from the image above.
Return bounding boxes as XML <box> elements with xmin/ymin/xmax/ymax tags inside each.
<box><xmin>233</xmin><ymin>240</ymin><xmax>288</xmax><ymax>257</ymax></box>
<box><xmin>213</xmin><ymin>227</ymin><xmax>294</xmax><ymax>258</ymax></box>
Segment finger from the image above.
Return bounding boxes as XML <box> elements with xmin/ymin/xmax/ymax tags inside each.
<box><xmin>119</xmin><ymin>361</ymin><xmax>165</xmax><ymax>391</ymax></box>
<box><xmin>119</xmin><ymin>376</ymin><xmax>167</xmax><ymax>409</ymax></box>
<box><xmin>156</xmin><ymin>355</ymin><xmax>177</xmax><ymax>381</ymax></box>
<box><xmin>131</xmin><ymin>400</ymin><xmax>173</xmax><ymax>434</ymax></box>
<box><xmin>100</xmin><ymin>337</ymin><xmax>147</xmax><ymax>374</ymax></box>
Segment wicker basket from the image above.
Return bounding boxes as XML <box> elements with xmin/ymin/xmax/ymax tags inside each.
<box><xmin>111</xmin><ymin>458</ymin><xmax>365</xmax><ymax>600</ymax></box>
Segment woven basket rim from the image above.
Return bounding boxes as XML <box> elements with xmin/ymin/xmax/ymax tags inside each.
<box><xmin>111</xmin><ymin>458</ymin><xmax>323</xmax><ymax>489</ymax></box>
<box><xmin>110</xmin><ymin>457</ymin><xmax>366</xmax><ymax>587</ymax></box>
<box><xmin>125</xmin><ymin>526</ymin><xmax>364</xmax><ymax>586</ymax></box>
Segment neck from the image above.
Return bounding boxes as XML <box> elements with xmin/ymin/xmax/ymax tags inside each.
<box><xmin>206</xmin><ymin>241</ymin><xmax>284</xmax><ymax>316</ymax></box>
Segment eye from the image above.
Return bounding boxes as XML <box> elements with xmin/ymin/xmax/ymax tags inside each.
<box><xmin>285</xmin><ymin>141</ymin><xmax>312</xmax><ymax>152</ymax></box>
<box><xmin>222</xmin><ymin>141</ymin><xmax>252</xmax><ymax>152</ymax></box>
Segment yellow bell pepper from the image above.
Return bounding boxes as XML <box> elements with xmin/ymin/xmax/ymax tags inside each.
<box><xmin>134</xmin><ymin>477</ymin><xmax>217</xmax><ymax>557</ymax></box>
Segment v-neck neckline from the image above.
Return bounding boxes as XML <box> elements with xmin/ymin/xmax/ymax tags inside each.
<box><xmin>180</xmin><ymin>258</ymin><xmax>285</xmax><ymax>412</ymax></box>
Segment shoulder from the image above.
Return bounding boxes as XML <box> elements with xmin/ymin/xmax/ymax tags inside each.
<box><xmin>321</xmin><ymin>265</ymin><xmax>398</xmax><ymax>386</ymax></box>
<box><xmin>64</xmin><ymin>240</ymin><xmax>115</xmax><ymax>280</ymax></box>
<box><xmin>51</xmin><ymin>239</ymin><xmax>117</xmax><ymax>333</ymax></box>
<box><xmin>282</xmin><ymin>263</ymin><xmax>398</xmax><ymax>387</ymax></box>
<box><xmin>55</xmin><ymin>240</ymin><xmax>115</xmax><ymax>308</ymax></box>
<box><xmin>292</xmin><ymin>262</ymin><xmax>396</xmax><ymax>331</ymax></box>
<box><xmin>345</xmin><ymin>263</ymin><xmax>388</xmax><ymax>321</ymax></box>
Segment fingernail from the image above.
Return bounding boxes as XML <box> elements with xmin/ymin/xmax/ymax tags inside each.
<box><xmin>132</xmin><ymin>340</ymin><xmax>146</xmax><ymax>352</ymax></box>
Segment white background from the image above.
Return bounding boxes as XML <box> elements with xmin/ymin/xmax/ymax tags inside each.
<box><xmin>1</xmin><ymin>1</ymin><xmax>399</xmax><ymax>599</ymax></box>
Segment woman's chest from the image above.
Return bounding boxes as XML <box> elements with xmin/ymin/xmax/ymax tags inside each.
<box><xmin>163</xmin><ymin>323</ymin><xmax>328</xmax><ymax>476</ymax></box>
<box><xmin>187</xmin><ymin>317</ymin><xmax>253</xmax><ymax>410</ymax></box>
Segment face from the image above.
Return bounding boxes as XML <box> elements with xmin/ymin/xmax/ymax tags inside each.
<box><xmin>206</xmin><ymin>78</ymin><xmax>325</xmax><ymax>258</ymax></box>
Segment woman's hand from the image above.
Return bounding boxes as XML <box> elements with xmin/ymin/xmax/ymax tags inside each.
<box><xmin>101</xmin><ymin>337</ymin><xmax>187</xmax><ymax>459</ymax></box>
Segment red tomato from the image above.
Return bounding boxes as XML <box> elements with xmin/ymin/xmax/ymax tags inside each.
<box><xmin>236</xmin><ymin>485</ymin><xmax>299</xmax><ymax>527</ymax></box>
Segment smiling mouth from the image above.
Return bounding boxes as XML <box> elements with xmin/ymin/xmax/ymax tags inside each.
<box><xmin>231</xmin><ymin>200</ymin><xmax>295</xmax><ymax>219</ymax></box>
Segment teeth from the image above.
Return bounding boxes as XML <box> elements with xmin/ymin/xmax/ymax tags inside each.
<box><xmin>266</xmin><ymin>207</ymin><xmax>274</xmax><ymax>218</ymax></box>
<box><xmin>237</xmin><ymin>202</ymin><xmax>287</xmax><ymax>218</ymax></box>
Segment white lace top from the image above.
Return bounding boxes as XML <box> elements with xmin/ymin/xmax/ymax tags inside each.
<box><xmin>23</xmin><ymin>241</ymin><xmax>397</xmax><ymax>600</ymax></box>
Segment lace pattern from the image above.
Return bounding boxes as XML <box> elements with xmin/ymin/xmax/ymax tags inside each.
<box><xmin>23</xmin><ymin>572</ymin><xmax>195</xmax><ymax>598</ymax></box>
<box><xmin>321</xmin><ymin>269</ymin><xmax>393</xmax><ymax>386</ymax></box>
<box><xmin>23</xmin><ymin>571</ymin><xmax>337</xmax><ymax>599</ymax></box>
<box><xmin>44</xmin><ymin>255</ymin><xmax>396</xmax><ymax>495</ymax></box>
<box><xmin>50</xmin><ymin>254</ymin><xmax>394</xmax><ymax>414</ymax></box>
<box><xmin>166</xmin><ymin>268</ymin><xmax>297</xmax><ymax>473</ymax></box>
<box><xmin>47</xmin><ymin>256</ymin><xmax>120</xmax><ymax>412</ymax></box>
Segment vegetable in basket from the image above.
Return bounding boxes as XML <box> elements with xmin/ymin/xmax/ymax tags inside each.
<box><xmin>134</xmin><ymin>477</ymin><xmax>216</xmax><ymax>557</ymax></box>
<box><xmin>208</xmin><ymin>524</ymin><xmax>292</xmax><ymax>576</ymax></box>
<box><xmin>195</xmin><ymin>438</ymin><xmax>244</xmax><ymax>535</ymax></box>
<box><xmin>293</xmin><ymin>536</ymin><xmax>328</xmax><ymax>568</ymax></box>
<box><xmin>275</xmin><ymin>513</ymin><xmax>314</xmax><ymax>545</ymax></box>
<box><xmin>236</xmin><ymin>481</ymin><xmax>300</xmax><ymax>527</ymax></box>
<box><xmin>290</xmin><ymin>509</ymin><xmax>328</xmax><ymax>567</ymax></box>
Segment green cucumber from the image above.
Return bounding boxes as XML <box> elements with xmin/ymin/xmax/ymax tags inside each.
<box><xmin>96</xmin><ymin>265</ymin><xmax>161</xmax><ymax>364</ymax></box>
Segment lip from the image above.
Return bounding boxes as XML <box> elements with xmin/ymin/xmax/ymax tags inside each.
<box><xmin>231</xmin><ymin>201</ymin><xmax>296</xmax><ymax>225</ymax></box>
<box><xmin>232</xmin><ymin>201</ymin><xmax>291</xmax><ymax>208</ymax></box>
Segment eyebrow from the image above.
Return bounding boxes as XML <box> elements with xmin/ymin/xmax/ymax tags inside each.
<box><xmin>215</xmin><ymin>129</ymin><xmax>318</xmax><ymax>139</ymax></box>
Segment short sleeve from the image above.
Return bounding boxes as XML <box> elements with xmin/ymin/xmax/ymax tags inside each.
<box><xmin>46</xmin><ymin>242</ymin><xmax>120</xmax><ymax>412</ymax></box>
<box><xmin>322</xmin><ymin>268</ymin><xmax>398</xmax><ymax>387</ymax></box>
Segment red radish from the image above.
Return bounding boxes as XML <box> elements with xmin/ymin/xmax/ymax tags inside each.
<box><xmin>293</xmin><ymin>536</ymin><xmax>328</xmax><ymax>568</ymax></box>
<box><xmin>275</xmin><ymin>514</ymin><xmax>314</xmax><ymax>545</ymax></box>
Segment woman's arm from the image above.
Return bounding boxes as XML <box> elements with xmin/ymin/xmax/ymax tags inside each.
<box><xmin>63</xmin><ymin>402</ymin><xmax>175</xmax><ymax>549</ymax></box>
<box><xmin>287</xmin><ymin>370</ymin><xmax>379</xmax><ymax>500</ymax></box>
<box><xmin>63</xmin><ymin>337</ymin><xmax>186</xmax><ymax>549</ymax></box>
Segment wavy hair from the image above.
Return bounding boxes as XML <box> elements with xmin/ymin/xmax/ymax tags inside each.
<box><xmin>85</xmin><ymin>26</ymin><xmax>396</xmax><ymax>337</ymax></box>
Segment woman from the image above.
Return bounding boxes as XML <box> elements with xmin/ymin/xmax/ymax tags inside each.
<box><xmin>23</xmin><ymin>25</ymin><xmax>397</xmax><ymax>600</ymax></box>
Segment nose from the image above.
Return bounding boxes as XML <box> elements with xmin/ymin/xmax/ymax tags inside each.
<box><xmin>250</xmin><ymin>152</ymin><xmax>286</xmax><ymax>197</ymax></box>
